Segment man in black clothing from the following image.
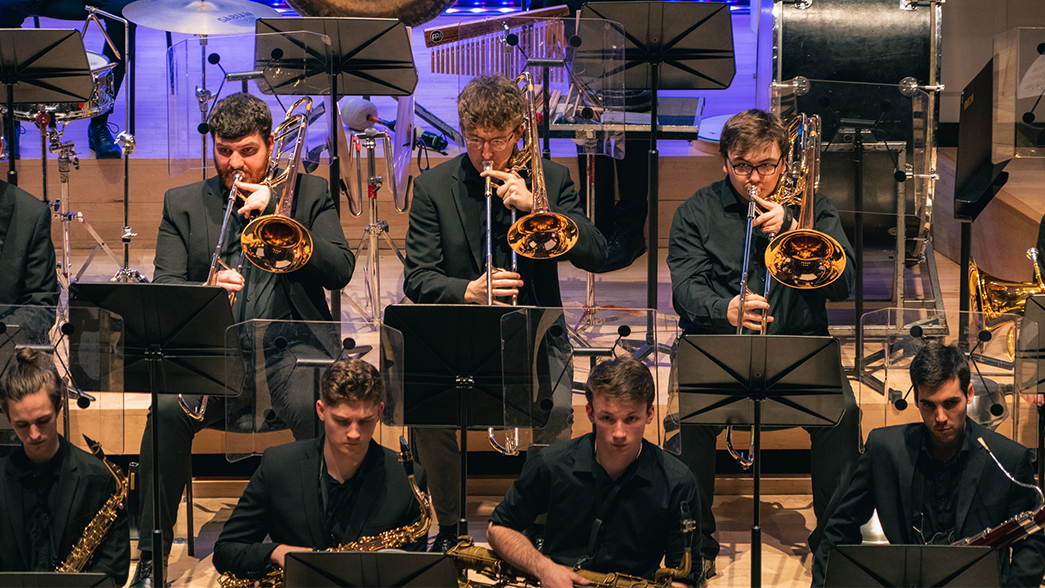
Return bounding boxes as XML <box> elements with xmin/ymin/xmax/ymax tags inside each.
<box><xmin>0</xmin><ymin>348</ymin><xmax>130</xmax><ymax>584</ymax></box>
<box><xmin>130</xmin><ymin>92</ymin><xmax>354</xmax><ymax>588</ymax></box>
<box><xmin>213</xmin><ymin>358</ymin><xmax>426</xmax><ymax>581</ymax></box>
<box><xmin>667</xmin><ymin>109</ymin><xmax>860</xmax><ymax>578</ymax></box>
<box><xmin>812</xmin><ymin>342</ymin><xmax>1045</xmax><ymax>587</ymax></box>
<box><xmin>487</xmin><ymin>357</ymin><xmax>700</xmax><ymax>588</ymax></box>
<box><xmin>404</xmin><ymin>74</ymin><xmax>605</xmax><ymax>551</ymax></box>
<box><xmin>0</xmin><ymin>0</ymin><xmax>132</xmax><ymax>158</ymax></box>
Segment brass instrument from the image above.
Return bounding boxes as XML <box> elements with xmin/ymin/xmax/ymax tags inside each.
<box><xmin>969</xmin><ymin>248</ymin><xmax>1045</xmax><ymax>358</ymax></box>
<box><xmin>217</xmin><ymin>437</ymin><xmax>432</xmax><ymax>588</ymax></box>
<box><xmin>763</xmin><ymin>114</ymin><xmax>846</xmax><ymax>290</ymax></box>
<box><xmin>953</xmin><ymin>437</ymin><xmax>1045</xmax><ymax>550</ymax></box>
<box><xmin>241</xmin><ymin>97</ymin><xmax>315</xmax><ymax>274</ymax></box>
<box><xmin>506</xmin><ymin>71</ymin><xmax>579</xmax><ymax>260</ymax></box>
<box><xmin>57</xmin><ymin>436</ymin><xmax>128</xmax><ymax>573</ymax></box>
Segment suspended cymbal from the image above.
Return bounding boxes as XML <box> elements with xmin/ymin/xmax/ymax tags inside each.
<box><xmin>122</xmin><ymin>0</ymin><xmax>281</xmax><ymax>35</ymax></box>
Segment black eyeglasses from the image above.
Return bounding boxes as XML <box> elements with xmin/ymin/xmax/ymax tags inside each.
<box><xmin>728</xmin><ymin>157</ymin><xmax>783</xmax><ymax>176</ymax></box>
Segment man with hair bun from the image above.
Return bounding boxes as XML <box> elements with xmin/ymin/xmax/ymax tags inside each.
<box><xmin>812</xmin><ymin>341</ymin><xmax>1045</xmax><ymax>588</ymax></box>
<box><xmin>0</xmin><ymin>348</ymin><xmax>130</xmax><ymax>584</ymax></box>
<box><xmin>486</xmin><ymin>357</ymin><xmax>700</xmax><ymax>587</ymax></box>
<box><xmin>213</xmin><ymin>357</ymin><xmax>427</xmax><ymax>581</ymax></box>
<box><xmin>130</xmin><ymin>91</ymin><xmax>355</xmax><ymax>587</ymax></box>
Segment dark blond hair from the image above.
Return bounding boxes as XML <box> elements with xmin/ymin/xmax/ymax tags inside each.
<box><xmin>584</xmin><ymin>357</ymin><xmax>655</xmax><ymax>409</ymax></box>
<box><xmin>457</xmin><ymin>75</ymin><xmax>526</xmax><ymax>134</ymax></box>
<box><xmin>719</xmin><ymin>109</ymin><xmax>789</xmax><ymax>161</ymax></box>
<box><xmin>321</xmin><ymin>358</ymin><xmax>383</xmax><ymax>407</ymax></box>
<box><xmin>0</xmin><ymin>348</ymin><xmax>64</xmax><ymax>415</ymax></box>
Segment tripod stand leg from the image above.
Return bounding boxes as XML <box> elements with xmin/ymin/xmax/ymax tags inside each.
<box><xmin>72</xmin><ymin>214</ymin><xmax>123</xmax><ymax>281</ymax></box>
<box><xmin>343</xmin><ymin>225</ymin><xmax>377</xmax><ymax>323</ymax></box>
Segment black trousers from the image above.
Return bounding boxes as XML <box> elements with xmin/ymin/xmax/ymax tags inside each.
<box><xmin>576</xmin><ymin>137</ymin><xmax>650</xmax><ymax>237</ymax></box>
<box><xmin>678</xmin><ymin>376</ymin><xmax>861</xmax><ymax>559</ymax></box>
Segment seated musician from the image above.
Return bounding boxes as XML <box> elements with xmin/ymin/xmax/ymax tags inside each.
<box><xmin>486</xmin><ymin>357</ymin><xmax>701</xmax><ymax>588</ymax></box>
<box><xmin>0</xmin><ymin>166</ymin><xmax>59</xmax><ymax>309</ymax></box>
<box><xmin>0</xmin><ymin>348</ymin><xmax>130</xmax><ymax>584</ymax></box>
<box><xmin>130</xmin><ymin>91</ymin><xmax>354</xmax><ymax>588</ymax></box>
<box><xmin>0</xmin><ymin>0</ymin><xmax>132</xmax><ymax>158</ymax></box>
<box><xmin>812</xmin><ymin>341</ymin><xmax>1045</xmax><ymax>587</ymax></box>
<box><xmin>213</xmin><ymin>358</ymin><xmax>427</xmax><ymax>581</ymax></box>
<box><xmin>666</xmin><ymin>108</ymin><xmax>859</xmax><ymax>581</ymax></box>
<box><xmin>403</xmin><ymin>73</ymin><xmax>605</xmax><ymax>552</ymax></box>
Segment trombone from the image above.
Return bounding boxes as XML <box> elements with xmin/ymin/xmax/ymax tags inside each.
<box><xmin>726</xmin><ymin>113</ymin><xmax>847</xmax><ymax>467</ymax></box>
<box><xmin>179</xmin><ymin>97</ymin><xmax>316</xmax><ymax>423</ymax></box>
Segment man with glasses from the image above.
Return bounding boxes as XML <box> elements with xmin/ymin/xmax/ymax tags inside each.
<box><xmin>666</xmin><ymin>109</ymin><xmax>858</xmax><ymax>582</ymax></box>
<box><xmin>404</xmin><ymin>74</ymin><xmax>605</xmax><ymax>552</ymax></box>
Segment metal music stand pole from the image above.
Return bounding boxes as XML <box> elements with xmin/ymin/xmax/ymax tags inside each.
<box><xmin>580</xmin><ymin>1</ymin><xmax>735</xmax><ymax>357</ymax></box>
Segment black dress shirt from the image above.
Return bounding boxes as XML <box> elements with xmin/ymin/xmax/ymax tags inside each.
<box><xmin>220</xmin><ymin>206</ymin><xmax>293</xmax><ymax>323</ymax></box>
<box><xmin>321</xmin><ymin>440</ymin><xmax>381</xmax><ymax>546</ymax></box>
<box><xmin>490</xmin><ymin>434</ymin><xmax>700</xmax><ymax>585</ymax></box>
<box><xmin>913</xmin><ymin>431</ymin><xmax>974</xmax><ymax>545</ymax></box>
<box><xmin>12</xmin><ymin>442</ymin><xmax>67</xmax><ymax>570</ymax></box>
<box><xmin>668</xmin><ymin>178</ymin><xmax>855</xmax><ymax>335</ymax></box>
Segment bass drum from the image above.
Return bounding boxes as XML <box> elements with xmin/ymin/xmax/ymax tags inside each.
<box><xmin>6</xmin><ymin>51</ymin><xmax>116</xmax><ymax>122</ymax></box>
<box><xmin>283</xmin><ymin>0</ymin><xmax>456</xmax><ymax>27</ymax></box>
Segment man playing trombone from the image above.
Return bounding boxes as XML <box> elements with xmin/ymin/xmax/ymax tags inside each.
<box><xmin>666</xmin><ymin>109</ymin><xmax>859</xmax><ymax>581</ymax></box>
<box><xmin>129</xmin><ymin>92</ymin><xmax>354</xmax><ymax>588</ymax></box>
<box><xmin>403</xmin><ymin>74</ymin><xmax>605</xmax><ymax>551</ymax></box>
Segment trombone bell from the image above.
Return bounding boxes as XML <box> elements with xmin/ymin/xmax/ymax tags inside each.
<box><xmin>241</xmin><ymin>215</ymin><xmax>314</xmax><ymax>273</ymax></box>
<box><xmin>765</xmin><ymin>229</ymin><xmax>847</xmax><ymax>289</ymax></box>
<box><xmin>507</xmin><ymin>212</ymin><xmax>579</xmax><ymax>259</ymax></box>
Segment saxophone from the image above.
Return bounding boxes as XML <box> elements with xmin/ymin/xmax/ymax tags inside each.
<box><xmin>449</xmin><ymin>502</ymin><xmax>696</xmax><ymax>588</ymax></box>
<box><xmin>56</xmin><ymin>436</ymin><xmax>129</xmax><ymax>573</ymax></box>
<box><xmin>218</xmin><ymin>437</ymin><xmax>432</xmax><ymax>588</ymax></box>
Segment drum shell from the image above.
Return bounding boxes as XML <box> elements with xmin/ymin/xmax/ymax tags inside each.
<box><xmin>3</xmin><ymin>51</ymin><xmax>115</xmax><ymax>122</ymax></box>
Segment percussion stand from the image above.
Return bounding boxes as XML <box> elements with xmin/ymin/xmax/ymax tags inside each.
<box><xmin>85</xmin><ymin>5</ymin><xmax>147</xmax><ymax>283</ymax></box>
<box><xmin>343</xmin><ymin>128</ymin><xmax>407</xmax><ymax>324</ymax></box>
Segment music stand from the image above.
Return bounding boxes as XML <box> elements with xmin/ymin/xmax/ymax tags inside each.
<box><xmin>579</xmin><ymin>2</ymin><xmax>734</xmax><ymax>328</ymax></box>
<box><xmin>824</xmin><ymin>545</ymin><xmax>1000</xmax><ymax>587</ymax></box>
<box><xmin>1020</xmin><ymin>295</ymin><xmax>1045</xmax><ymax>491</ymax></box>
<box><xmin>68</xmin><ymin>283</ymin><xmax>240</xmax><ymax>588</ymax></box>
<box><xmin>0</xmin><ymin>29</ymin><xmax>94</xmax><ymax>186</ymax></box>
<box><xmin>284</xmin><ymin>552</ymin><xmax>458</xmax><ymax>587</ymax></box>
<box><xmin>0</xmin><ymin>572</ymin><xmax>115</xmax><ymax>588</ymax></box>
<box><xmin>384</xmin><ymin>304</ymin><xmax>558</xmax><ymax>532</ymax></box>
<box><xmin>675</xmin><ymin>334</ymin><xmax>845</xmax><ymax>588</ymax></box>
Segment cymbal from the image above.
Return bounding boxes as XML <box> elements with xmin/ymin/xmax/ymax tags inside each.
<box><xmin>123</xmin><ymin>0</ymin><xmax>281</xmax><ymax>35</ymax></box>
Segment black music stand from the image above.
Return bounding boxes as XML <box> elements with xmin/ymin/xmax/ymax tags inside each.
<box><xmin>0</xmin><ymin>29</ymin><xmax>94</xmax><ymax>186</ymax></box>
<box><xmin>579</xmin><ymin>2</ymin><xmax>734</xmax><ymax>328</ymax></box>
<box><xmin>384</xmin><ymin>304</ymin><xmax>557</xmax><ymax>533</ymax></box>
<box><xmin>285</xmin><ymin>552</ymin><xmax>458</xmax><ymax>587</ymax></box>
<box><xmin>1020</xmin><ymin>295</ymin><xmax>1045</xmax><ymax>491</ymax></box>
<box><xmin>824</xmin><ymin>545</ymin><xmax>1000</xmax><ymax>587</ymax></box>
<box><xmin>675</xmin><ymin>335</ymin><xmax>845</xmax><ymax>588</ymax></box>
<box><xmin>68</xmin><ymin>283</ymin><xmax>239</xmax><ymax>588</ymax></box>
<box><xmin>0</xmin><ymin>572</ymin><xmax>115</xmax><ymax>587</ymax></box>
<box><xmin>255</xmin><ymin>17</ymin><xmax>417</xmax><ymax>321</ymax></box>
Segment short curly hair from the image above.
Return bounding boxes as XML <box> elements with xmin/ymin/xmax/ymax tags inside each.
<box><xmin>457</xmin><ymin>75</ymin><xmax>526</xmax><ymax>134</ymax></box>
<box><xmin>321</xmin><ymin>358</ymin><xmax>384</xmax><ymax>407</ymax></box>
<box><xmin>584</xmin><ymin>356</ymin><xmax>655</xmax><ymax>410</ymax></box>
<box><xmin>208</xmin><ymin>92</ymin><xmax>272</xmax><ymax>142</ymax></box>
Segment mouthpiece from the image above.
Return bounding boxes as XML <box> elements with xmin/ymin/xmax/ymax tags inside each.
<box><xmin>482</xmin><ymin>160</ymin><xmax>493</xmax><ymax>172</ymax></box>
<box><xmin>747</xmin><ymin>185</ymin><xmax>759</xmax><ymax>198</ymax></box>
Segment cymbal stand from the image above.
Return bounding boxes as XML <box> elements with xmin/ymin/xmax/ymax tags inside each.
<box><xmin>195</xmin><ymin>35</ymin><xmax>213</xmax><ymax>183</ymax></box>
<box><xmin>46</xmin><ymin>120</ymin><xmax>122</xmax><ymax>294</ymax></box>
<box><xmin>86</xmin><ymin>5</ymin><xmax>147</xmax><ymax>283</ymax></box>
<box><xmin>574</xmin><ymin>131</ymin><xmax>601</xmax><ymax>333</ymax></box>
<box><xmin>342</xmin><ymin>128</ymin><xmax>408</xmax><ymax>324</ymax></box>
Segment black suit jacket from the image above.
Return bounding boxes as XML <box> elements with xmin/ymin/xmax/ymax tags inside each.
<box><xmin>0</xmin><ymin>181</ymin><xmax>58</xmax><ymax>307</ymax></box>
<box><xmin>153</xmin><ymin>174</ymin><xmax>353</xmax><ymax>321</ymax></box>
<box><xmin>213</xmin><ymin>438</ymin><xmax>426</xmax><ymax>577</ymax></box>
<box><xmin>813</xmin><ymin>420</ymin><xmax>1045</xmax><ymax>587</ymax></box>
<box><xmin>0</xmin><ymin>436</ymin><xmax>130</xmax><ymax>584</ymax></box>
<box><xmin>404</xmin><ymin>154</ymin><xmax>605</xmax><ymax>306</ymax></box>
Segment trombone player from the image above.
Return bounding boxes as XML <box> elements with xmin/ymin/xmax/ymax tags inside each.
<box><xmin>403</xmin><ymin>74</ymin><xmax>606</xmax><ymax>552</ymax></box>
<box><xmin>129</xmin><ymin>92</ymin><xmax>354</xmax><ymax>588</ymax></box>
<box><xmin>666</xmin><ymin>109</ymin><xmax>858</xmax><ymax>582</ymax></box>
